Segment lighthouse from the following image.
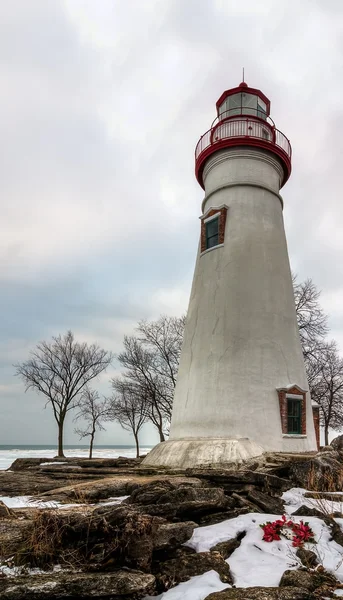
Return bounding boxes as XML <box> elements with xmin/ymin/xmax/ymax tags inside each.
<box><xmin>144</xmin><ymin>81</ymin><xmax>318</xmax><ymax>468</ymax></box>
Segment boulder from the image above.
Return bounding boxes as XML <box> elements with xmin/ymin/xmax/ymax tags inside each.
<box><xmin>185</xmin><ymin>469</ymin><xmax>290</xmax><ymax>493</ymax></box>
<box><xmin>124</xmin><ymin>479</ymin><xmax>203</xmax><ymax>506</ymax></box>
<box><xmin>204</xmin><ymin>587</ymin><xmax>316</xmax><ymax>599</ymax></box>
<box><xmin>0</xmin><ymin>569</ymin><xmax>155</xmax><ymax>599</ymax></box>
<box><xmin>246</xmin><ymin>489</ymin><xmax>285</xmax><ymax>514</ymax></box>
<box><xmin>295</xmin><ymin>548</ymin><xmax>318</xmax><ymax>568</ymax></box>
<box><xmin>199</xmin><ymin>506</ymin><xmax>250</xmax><ymax>526</ymax></box>
<box><xmin>231</xmin><ymin>492</ymin><xmax>261</xmax><ymax>512</ymax></box>
<box><xmin>291</xmin><ymin>505</ymin><xmax>325</xmax><ymax>518</ymax></box>
<box><xmin>125</xmin><ymin>481</ymin><xmax>234</xmax><ymax>521</ymax></box>
<box><xmin>320</xmin><ymin>445</ymin><xmax>335</xmax><ymax>452</ymax></box>
<box><xmin>0</xmin><ymin>501</ymin><xmax>15</xmax><ymax>519</ymax></box>
<box><xmin>330</xmin><ymin>434</ymin><xmax>343</xmax><ymax>452</ymax></box>
<box><xmin>210</xmin><ymin>536</ymin><xmax>242</xmax><ymax>559</ymax></box>
<box><xmin>151</xmin><ymin>544</ymin><xmax>196</xmax><ymax>565</ymax></box>
<box><xmin>154</xmin><ymin>551</ymin><xmax>233</xmax><ymax>592</ymax></box>
<box><xmin>323</xmin><ymin>516</ymin><xmax>343</xmax><ymax>548</ymax></box>
<box><xmin>0</xmin><ymin>518</ymin><xmax>33</xmax><ymax>557</ymax></box>
<box><xmin>7</xmin><ymin>502</ymin><xmax>196</xmax><ymax>573</ymax></box>
<box><xmin>289</xmin><ymin>451</ymin><xmax>343</xmax><ymax>491</ymax></box>
<box><xmin>280</xmin><ymin>567</ymin><xmax>338</xmax><ymax>591</ymax></box>
<box><xmin>152</xmin><ymin>521</ymin><xmax>196</xmax><ymax>550</ymax></box>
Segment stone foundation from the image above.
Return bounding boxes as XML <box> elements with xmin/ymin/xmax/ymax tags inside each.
<box><xmin>141</xmin><ymin>437</ymin><xmax>264</xmax><ymax>469</ymax></box>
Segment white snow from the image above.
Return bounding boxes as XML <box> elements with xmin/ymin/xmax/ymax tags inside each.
<box><xmin>282</xmin><ymin>487</ymin><xmax>343</xmax><ymax>515</ymax></box>
<box><xmin>0</xmin><ymin>563</ymin><xmax>67</xmax><ymax>577</ymax></box>
<box><xmin>186</xmin><ymin>512</ymin><xmax>343</xmax><ymax>587</ymax></box>
<box><xmin>98</xmin><ymin>495</ymin><xmax>129</xmax><ymax>506</ymax></box>
<box><xmin>143</xmin><ymin>570</ymin><xmax>230</xmax><ymax>600</ymax></box>
<box><xmin>39</xmin><ymin>462</ymin><xmax>68</xmax><ymax>466</ymax></box>
<box><xmin>0</xmin><ymin>496</ymin><xmax>64</xmax><ymax>509</ymax></box>
<box><xmin>0</xmin><ymin>495</ymin><xmax>128</xmax><ymax>509</ymax></box>
<box><xmin>334</xmin><ymin>590</ymin><xmax>343</xmax><ymax>597</ymax></box>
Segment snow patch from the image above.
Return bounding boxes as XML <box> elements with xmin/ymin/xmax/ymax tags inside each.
<box><xmin>0</xmin><ymin>563</ymin><xmax>66</xmax><ymax>578</ymax></box>
<box><xmin>186</xmin><ymin>512</ymin><xmax>343</xmax><ymax>587</ymax></box>
<box><xmin>0</xmin><ymin>496</ymin><xmax>63</xmax><ymax>509</ymax></box>
<box><xmin>0</xmin><ymin>495</ymin><xmax>128</xmax><ymax>510</ymax></box>
<box><xmin>39</xmin><ymin>462</ymin><xmax>68</xmax><ymax>466</ymax></box>
<box><xmin>143</xmin><ymin>570</ymin><xmax>229</xmax><ymax>600</ymax></box>
<box><xmin>98</xmin><ymin>496</ymin><xmax>129</xmax><ymax>506</ymax></box>
<box><xmin>282</xmin><ymin>487</ymin><xmax>343</xmax><ymax>515</ymax></box>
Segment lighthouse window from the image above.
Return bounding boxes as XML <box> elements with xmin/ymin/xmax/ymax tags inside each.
<box><xmin>257</xmin><ymin>100</ymin><xmax>267</xmax><ymax>120</ymax></box>
<box><xmin>228</xmin><ymin>93</ymin><xmax>241</xmax><ymax>116</ymax></box>
<box><xmin>241</xmin><ymin>93</ymin><xmax>257</xmax><ymax>116</ymax></box>
<box><xmin>287</xmin><ymin>398</ymin><xmax>302</xmax><ymax>434</ymax></box>
<box><xmin>205</xmin><ymin>217</ymin><xmax>219</xmax><ymax>249</ymax></box>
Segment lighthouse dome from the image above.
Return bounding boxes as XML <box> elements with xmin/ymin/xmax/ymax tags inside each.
<box><xmin>216</xmin><ymin>81</ymin><xmax>270</xmax><ymax>121</ymax></box>
<box><xmin>195</xmin><ymin>81</ymin><xmax>291</xmax><ymax>189</ymax></box>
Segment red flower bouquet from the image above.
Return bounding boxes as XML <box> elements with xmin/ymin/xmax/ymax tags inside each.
<box><xmin>260</xmin><ymin>515</ymin><xmax>315</xmax><ymax>547</ymax></box>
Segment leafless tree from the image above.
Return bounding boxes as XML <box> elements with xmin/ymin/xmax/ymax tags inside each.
<box><xmin>293</xmin><ymin>275</ymin><xmax>328</xmax><ymax>360</ymax></box>
<box><xmin>74</xmin><ymin>388</ymin><xmax>111</xmax><ymax>459</ymax></box>
<box><xmin>108</xmin><ymin>380</ymin><xmax>148</xmax><ymax>458</ymax></box>
<box><xmin>307</xmin><ymin>340</ymin><xmax>343</xmax><ymax>445</ymax></box>
<box><xmin>116</xmin><ymin>315</ymin><xmax>185</xmax><ymax>439</ymax></box>
<box><xmin>15</xmin><ymin>331</ymin><xmax>113</xmax><ymax>457</ymax></box>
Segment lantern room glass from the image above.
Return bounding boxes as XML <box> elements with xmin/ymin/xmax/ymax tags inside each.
<box><xmin>219</xmin><ymin>93</ymin><xmax>267</xmax><ymax>121</ymax></box>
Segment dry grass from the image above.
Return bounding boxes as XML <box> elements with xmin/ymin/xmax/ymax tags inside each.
<box><xmin>306</xmin><ymin>463</ymin><xmax>343</xmax><ymax>493</ymax></box>
<box><xmin>13</xmin><ymin>507</ymin><xmax>95</xmax><ymax>569</ymax></box>
<box><xmin>14</xmin><ymin>509</ymin><xmax>70</xmax><ymax>568</ymax></box>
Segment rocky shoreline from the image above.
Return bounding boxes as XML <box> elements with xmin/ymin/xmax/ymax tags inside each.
<box><xmin>1</xmin><ymin>441</ymin><xmax>343</xmax><ymax>599</ymax></box>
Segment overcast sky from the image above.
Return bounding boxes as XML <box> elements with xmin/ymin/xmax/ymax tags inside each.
<box><xmin>0</xmin><ymin>0</ymin><xmax>342</xmax><ymax>447</ymax></box>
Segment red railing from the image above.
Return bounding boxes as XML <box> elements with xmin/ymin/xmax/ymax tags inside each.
<box><xmin>195</xmin><ymin>117</ymin><xmax>292</xmax><ymax>162</ymax></box>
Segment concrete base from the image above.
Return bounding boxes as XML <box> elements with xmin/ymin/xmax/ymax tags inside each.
<box><xmin>141</xmin><ymin>437</ymin><xmax>264</xmax><ymax>469</ymax></box>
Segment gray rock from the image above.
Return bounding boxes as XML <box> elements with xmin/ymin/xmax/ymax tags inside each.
<box><xmin>0</xmin><ymin>518</ymin><xmax>33</xmax><ymax>557</ymax></box>
<box><xmin>0</xmin><ymin>501</ymin><xmax>14</xmax><ymax>520</ymax></box>
<box><xmin>292</xmin><ymin>505</ymin><xmax>325</xmax><ymax>518</ymax></box>
<box><xmin>290</xmin><ymin>451</ymin><xmax>343</xmax><ymax>491</ymax></box>
<box><xmin>323</xmin><ymin>516</ymin><xmax>343</xmax><ymax>548</ymax></box>
<box><xmin>125</xmin><ymin>481</ymin><xmax>233</xmax><ymax>521</ymax></box>
<box><xmin>154</xmin><ymin>551</ymin><xmax>233</xmax><ymax>592</ymax></box>
<box><xmin>184</xmin><ymin>469</ymin><xmax>290</xmax><ymax>493</ymax></box>
<box><xmin>280</xmin><ymin>568</ymin><xmax>338</xmax><ymax>591</ymax></box>
<box><xmin>0</xmin><ymin>569</ymin><xmax>155</xmax><ymax>599</ymax></box>
<box><xmin>330</xmin><ymin>434</ymin><xmax>343</xmax><ymax>452</ymax></box>
<box><xmin>247</xmin><ymin>489</ymin><xmax>285</xmax><ymax>514</ymax></box>
<box><xmin>198</xmin><ymin>506</ymin><xmax>250</xmax><ymax>526</ymax></box>
<box><xmin>295</xmin><ymin>548</ymin><xmax>318</xmax><ymax>568</ymax></box>
<box><xmin>152</xmin><ymin>521</ymin><xmax>196</xmax><ymax>550</ymax></box>
<box><xmin>210</xmin><ymin>537</ymin><xmax>241</xmax><ymax>559</ymax></box>
<box><xmin>320</xmin><ymin>445</ymin><xmax>335</xmax><ymax>452</ymax></box>
<box><xmin>204</xmin><ymin>586</ymin><xmax>316</xmax><ymax>599</ymax></box>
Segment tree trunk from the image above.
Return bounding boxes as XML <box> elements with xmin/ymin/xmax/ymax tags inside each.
<box><xmin>133</xmin><ymin>431</ymin><xmax>140</xmax><ymax>458</ymax></box>
<box><xmin>158</xmin><ymin>426</ymin><xmax>165</xmax><ymax>442</ymax></box>
<box><xmin>58</xmin><ymin>420</ymin><xmax>65</xmax><ymax>458</ymax></box>
<box><xmin>89</xmin><ymin>429</ymin><xmax>95</xmax><ymax>459</ymax></box>
<box><xmin>324</xmin><ymin>424</ymin><xmax>329</xmax><ymax>446</ymax></box>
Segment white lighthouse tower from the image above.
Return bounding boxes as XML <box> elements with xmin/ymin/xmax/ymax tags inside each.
<box><xmin>144</xmin><ymin>81</ymin><xmax>318</xmax><ymax>468</ymax></box>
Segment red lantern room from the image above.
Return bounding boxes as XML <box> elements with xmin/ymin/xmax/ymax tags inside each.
<box><xmin>195</xmin><ymin>81</ymin><xmax>292</xmax><ymax>189</ymax></box>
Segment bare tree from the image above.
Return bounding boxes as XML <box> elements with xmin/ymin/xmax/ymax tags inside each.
<box><xmin>74</xmin><ymin>388</ymin><xmax>111</xmax><ymax>459</ymax></box>
<box><xmin>293</xmin><ymin>275</ymin><xmax>328</xmax><ymax>360</ymax></box>
<box><xmin>116</xmin><ymin>315</ymin><xmax>185</xmax><ymax>439</ymax></box>
<box><xmin>108</xmin><ymin>381</ymin><xmax>148</xmax><ymax>458</ymax></box>
<box><xmin>15</xmin><ymin>331</ymin><xmax>113</xmax><ymax>457</ymax></box>
<box><xmin>307</xmin><ymin>340</ymin><xmax>343</xmax><ymax>445</ymax></box>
